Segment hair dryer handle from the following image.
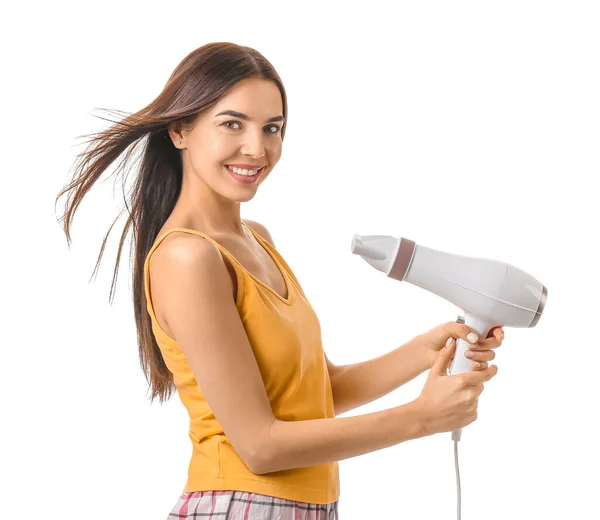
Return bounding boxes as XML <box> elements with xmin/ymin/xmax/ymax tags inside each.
<box><xmin>448</xmin><ymin>311</ymin><xmax>496</xmax><ymax>441</ymax></box>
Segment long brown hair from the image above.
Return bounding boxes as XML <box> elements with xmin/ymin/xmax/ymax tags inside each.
<box><xmin>55</xmin><ymin>42</ymin><xmax>288</xmax><ymax>404</ymax></box>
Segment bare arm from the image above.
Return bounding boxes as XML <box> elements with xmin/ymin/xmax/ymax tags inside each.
<box><xmin>259</xmin><ymin>402</ymin><xmax>426</xmax><ymax>474</ymax></box>
<box><xmin>328</xmin><ymin>339</ymin><xmax>431</xmax><ymax>416</ymax></box>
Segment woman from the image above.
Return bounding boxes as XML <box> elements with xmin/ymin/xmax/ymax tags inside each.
<box><xmin>56</xmin><ymin>42</ymin><xmax>502</xmax><ymax>519</ymax></box>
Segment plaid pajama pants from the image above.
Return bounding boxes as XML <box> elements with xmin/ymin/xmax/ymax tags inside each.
<box><xmin>167</xmin><ymin>490</ymin><xmax>339</xmax><ymax>519</ymax></box>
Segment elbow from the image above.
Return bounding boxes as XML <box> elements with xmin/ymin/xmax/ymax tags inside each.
<box><xmin>235</xmin><ymin>445</ymin><xmax>267</xmax><ymax>475</ymax></box>
<box><xmin>249</xmin><ymin>457</ymin><xmax>268</xmax><ymax>475</ymax></box>
<box><xmin>247</xmin><ymin>419</ymin><xmax>276</xmax><ymax>475</ymax></box>
<box><xmin>247</xmin><ymin>445</ymin><xmax>271</xmax><ymax>475</ymax></box>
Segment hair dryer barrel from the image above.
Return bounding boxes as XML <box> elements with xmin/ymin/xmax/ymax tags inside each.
<box><xmin>351</xmin><ymin>233</ymin><xmax>547</xmax><ymax>329</ymax></box>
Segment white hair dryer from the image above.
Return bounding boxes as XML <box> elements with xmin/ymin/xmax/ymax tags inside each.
<box><xmin>350</xmin><ymin>233</ymin><xmax>547</xmax><ymax>442</ymax></box>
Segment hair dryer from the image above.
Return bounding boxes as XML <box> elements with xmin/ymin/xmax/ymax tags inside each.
<box><xmin>350</xmin><ymin>233</ymin><xmax>547</xmax><ymax>442</ymax></box>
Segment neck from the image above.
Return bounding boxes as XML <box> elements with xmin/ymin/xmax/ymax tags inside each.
<box><xmin>172</xmin><ymin>171</ymin><xmax>248</xmax><ymax>238</ymax></box>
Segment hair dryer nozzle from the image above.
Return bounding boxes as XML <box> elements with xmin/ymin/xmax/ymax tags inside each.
<box><xmin>351</xmin><ymin>234</ymin><xmax>387</xmax><ymax>260</ymax></box>
<box><xmin>351</xmin><ymin>233</ymin><xmax>416</xmax><ymax>279</ymax></box>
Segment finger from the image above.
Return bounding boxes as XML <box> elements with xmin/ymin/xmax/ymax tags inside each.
<box><xmin>456</xmin><ymin>324</ymin><xmax>503</xmax><ymax>350</ymax></box>
<box><xmin>468</xmin><ymin>364</ymin><xmax>498</xmax><ymax>384</ymax></box>
<box><xmin>465</xmin><ymin>349</ymin><xmax>496</xmax><ymax>362</ymax></box>
<box><xmin>473</xmin><ymin>360</ymin><xmax>488</xmax><ymax>371</ymax></box>
<box><xmin>457</xmin><ymin>325</ymin><xmax>482</xmax><ymax>346</ymax></box>
<box><xmin>487</xmin><ymin>326</ymin><xmax>505</xmax><ymax>342</ymax></box>
<box><xmin>434</xmin><ymin>337</ymin><xmax>456</xmax><ymax>375</ymax></box>
<box><xmin>468</xmin><ymin>336</ymin><xmax>502</xmax><ymax>350</ymax></box>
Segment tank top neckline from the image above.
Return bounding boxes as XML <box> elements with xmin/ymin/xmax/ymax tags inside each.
<box><xmin>151</xmin><ymin>222</ymin><xmax>293</xmax><ymax>306</ymax></box>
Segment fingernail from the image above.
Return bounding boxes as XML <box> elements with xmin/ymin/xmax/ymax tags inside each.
<box><xmin>465</xmin><ymin>351</ymin><xmax>475</xmax><ymax>358</ymax></box>
<box><xmin>467</xmin><ymin>332</ymin><xmax>479</xmax><ymax>343</ymax></box>
<box><xmin>501</xmin><ymin>332</ymin><xmax>505</xmax><ymax>340</ymax></box>
<box><xmin>446</xmin><ymin>337</ymin><xmax>453</xmax><ymax>347</ymax></box>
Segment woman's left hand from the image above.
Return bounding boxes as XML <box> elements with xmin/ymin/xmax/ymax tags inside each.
<box><xmin>417</xmin><ymin>321</ymin><xmax>504</xmax><ymax>370</ymax></box>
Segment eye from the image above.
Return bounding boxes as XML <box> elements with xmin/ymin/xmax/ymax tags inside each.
<box><xmin>221</xmin><ymin>120</ymin><xmax>281</xmax><ymax>134</ymax></box>
<box><xmin>222</xmin><ymin>120</ymin><xmax>242</xmax><ymax>130</ymax></box>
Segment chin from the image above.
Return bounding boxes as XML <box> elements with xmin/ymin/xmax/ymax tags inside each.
<box><xmin>220</xmin><ymin>185</ymin><xmax>257</xmax><ymax>203</ymax></box>
<box><xmin>236</xmin><ymin>192</ymin><xmax>258</xmax><ymax>203</ymax></box>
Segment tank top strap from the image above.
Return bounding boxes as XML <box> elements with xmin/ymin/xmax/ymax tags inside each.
<box><xmin>244</xmin><ymin>224</ymin><xmax>307</xmax><ymax>300</ymax></box>
<box><xmin>143</xmin><ymin>228</ymin><xmax>247</xmax><ymax>328</ymax></box>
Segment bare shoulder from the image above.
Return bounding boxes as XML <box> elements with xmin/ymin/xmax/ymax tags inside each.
<box><xmin>152</xmin><ymin>231</ymin><xmax>219</xmax><ymax>264</ymax></box>
<box><xmin>243</xmin><ymin>219</ymin><xmax>275</xmax><ymax>247</ymax></box>
<box><xmin>149</xmin><ymin>232</ymin><xmax>226</xmax><ymax>289</ymax></box>
<box><xmin>148</xmin><ymin>232</ymin><xmax>234</xmax><ymax>332</ymax></box>
<box><xmin>149</xmin><ymin>231</ymin><xmax>233</xmax><ymax>329</ymax></box>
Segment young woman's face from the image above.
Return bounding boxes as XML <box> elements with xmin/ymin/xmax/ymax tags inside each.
<box><xmin>176</xmin><ymin>77</ymin><xmax>284</xmax><ymax>201</ymax></box>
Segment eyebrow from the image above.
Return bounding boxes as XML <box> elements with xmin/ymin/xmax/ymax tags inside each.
<box><xmin>214</xmin><ymin>110</ymin><xmax>285</xmax><ymax>123</ymax></box>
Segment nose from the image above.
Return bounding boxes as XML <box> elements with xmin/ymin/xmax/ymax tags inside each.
<box><xmin>241</xmin><ymin>129</ymin><xmax>266</xmax><ymax>159</ymax></box>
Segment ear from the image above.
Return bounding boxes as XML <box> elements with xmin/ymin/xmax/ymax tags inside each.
<box><xmin>167</xmin><ymin>123</ymin><xmax>184</xmax><ymax>148</ymax></box>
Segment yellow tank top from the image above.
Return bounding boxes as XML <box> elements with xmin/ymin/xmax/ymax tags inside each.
<box><xmin>143</xmin><ymin>223</ymin><xmax>340</xmax><ymax>505</ymax></box>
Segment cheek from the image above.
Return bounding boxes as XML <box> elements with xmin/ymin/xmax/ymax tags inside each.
<box><xmin>189</xmin><ymin>134</ymin><xmax>235</xmax><ymax>169</ymax></box>
<box><xmin>204</xmin><ymin>134</ymin><xmax>233</xmax><ymax>159</ymax></box>
<box><xmin>268</xmin><ymin>141</ymin><xmax>283</xmax><ymax>161</ymax></box>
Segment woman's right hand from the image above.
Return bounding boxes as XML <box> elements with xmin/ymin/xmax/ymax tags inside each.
<box><xmin>414</xmin><ymin>337</ymin><xmax>498</xmax><ymax>435</ymax></box>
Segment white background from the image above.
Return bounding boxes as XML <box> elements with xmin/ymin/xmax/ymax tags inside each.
<box><xmin>2</xmin><ymin>1</ymin><xmax>598</xmax><ymax>519</ymax></box>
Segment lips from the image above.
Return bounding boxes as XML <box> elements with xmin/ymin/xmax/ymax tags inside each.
<box><xmin>225</xmin><ymin>165</ymin><xmax>263</xmax><ymax>184</ymax></box>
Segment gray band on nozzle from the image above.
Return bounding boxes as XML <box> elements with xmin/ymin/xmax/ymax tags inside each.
<box><xmin>529</xmin><ymin>284</ymin><xmax>548</xmax><ymax>327</ymax></box>
<box><xmin>389</xmin><ymin>238</ymin><xmax>416</xmax><ymax>281</ymax></box>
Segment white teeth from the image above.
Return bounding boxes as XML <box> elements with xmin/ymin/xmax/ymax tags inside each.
<box><xmin>228</xmin><ymin>166</ymin><xmax>262</xmax><ymax>176</ymax></box>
